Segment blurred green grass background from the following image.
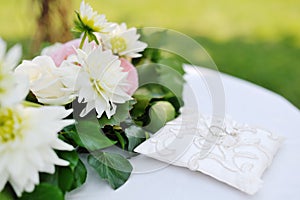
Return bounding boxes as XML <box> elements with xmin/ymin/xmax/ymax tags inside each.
<box><xmin>1</xmin><ymin>0</ymin><xmax>299</xmax><ymax>108</ymax></box>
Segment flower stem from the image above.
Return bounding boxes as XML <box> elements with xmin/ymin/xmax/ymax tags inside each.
<box><xmin>79</xmin><ymin>32</ymin><xmax>87</xmax><ymax>49</ymax></box>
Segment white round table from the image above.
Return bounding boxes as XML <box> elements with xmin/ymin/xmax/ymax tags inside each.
<box><xmin>66</xmin><ymin>66</ymin><xmax>300</xmax><ymax>200</ymax></box>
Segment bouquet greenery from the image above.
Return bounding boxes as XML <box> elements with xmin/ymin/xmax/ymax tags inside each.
<box><xmin>0</xmin><ymin>1</ymin><xmax>185</xmax><ymax>199</ymax></box>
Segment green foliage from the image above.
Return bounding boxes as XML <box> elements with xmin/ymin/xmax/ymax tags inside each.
<box><xmin>88</xmin><ymin>152</ymin><xmax>133</xmax><ymax>189</ymax></box>
<box><xmin>125</xmin><ymin>125</ymin><xmax>148</xmax><ymax>152</ymax></box>
<box><xmin>57</xmin><ymin>167</ymin><xmax>74</xmax><ymax>193</ymax></box>
<box><xmin>76</xmin><ymin>120</ymin><xmax>117</xmax><ymax>151</ymax></box>
<box><xmin>63</xmin><ymin>121</ymin><xmax>116</xmax><ymax>151</ymax></box>
<box><xmin>114</xmin><ymin>130</ymin><xmax>127</xmax><ymax>150</ymax></box>
<box><xmin>130</xmin><ymin>49</ymin><xmax>185</xmax><ymax>131</ymax></box>
<box><xmin>98</xmin><ymin>100</ymin><xmax>135</xmax><ymax>128</ymax></box>
<box><xmin>145</xmin><ymin>101</ymin><xmax>175</xmax><ymax>133</ymax></box>
<box><xmin>60</xmin><ymin>125</ymin><xmax>85</xmax><ymax>148</ymax></box>
<box><xmin>196</xmin><ymin>36</ymin><xmax>300</xmax><ymax>107</ymax></box>
<box><xmin>0</xmin><ymin>192</ymin><xmax>12</xmax><ymax>200</ymax></box>
<box><xmin>57</xmin><ymin>151</ymin><xmax>79</xmax><ymax>171</ymax></box>
<box><xmin>70</xmin><ymin>159</ymin><xmax>87</xmax><ymax>190</ymax></box>
<box><xmin>19</xmin><ymin>183</ymin><xmax>64</xmax><ymax>200</ymax></box>
<box><xmin>0</xmin><ymin>185</ymin><xmax>16</xmax><ymax>200</ymax></box>
<box><xmin>39</xmin><ymin>151</ymin><xmax>87</xmax><ymax>196</ymax></box>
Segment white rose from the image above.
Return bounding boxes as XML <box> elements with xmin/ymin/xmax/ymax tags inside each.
<box><xmin>15</xmin><ymin>56</ymin><xmax>79</xmax><ymax>105</ymax></box>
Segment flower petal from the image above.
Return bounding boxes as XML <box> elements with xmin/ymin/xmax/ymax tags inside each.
<box><xmin>4</xmin><ymin>44</ymin><xmax>22</xmax><ymax>70</ymax></box>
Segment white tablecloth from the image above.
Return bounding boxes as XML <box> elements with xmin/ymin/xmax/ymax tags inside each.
<box><xmin>67</xmin><ymin>66</ymin><xmax>300</xmax><ymax>200</ymax></box>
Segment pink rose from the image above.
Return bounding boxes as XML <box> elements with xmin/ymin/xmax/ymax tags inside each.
<box><xmin>120</xmin><ymin>58</ymin><xmax>139</xmax><ymax>95</ymax></box>
<box><xmin>49</xmin><ymin>39</ymin><xmax>81</xmax><ymax>66</ymax></box>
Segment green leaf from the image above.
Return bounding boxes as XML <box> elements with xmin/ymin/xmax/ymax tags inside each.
<box><xmin>0</xmin><ymin>185</ymin><xmax>15</xmax><ymax>200</ymax></box>
<box><xmin>139</xmin><ymin>30</ymin><xmax>169</xmax><ymax>55</ymax></box>
<box><xmin>57</xmin><ymin>150</ymin><xmax>79</xmax><ymax>171</ymax></box>
<box><xmin>40</xmin><ymin>166</ymin><xmax>73</xmax><ymax>193</ymax></box>
<box><xmin>40</xmin><ymin>157</ymin><xmax>86</xmax><ymax>193</ymax></box>
<box><xmin>136</xmin><ymin>63</ymin><xmax>160</xmax><ymax>86</ymax></box>
<box><xmin>131</xmin><ymin>86</ymin><xmax>167</xmax><ymax>121</ymax></box>
<box><xmin>57</xmin><ymin>167</ymin><xmax>74</xmax><ymax>193</ymax></box>
<box><xmin>19</xmin><ymin>183</ymin><xmax>64</xmax><ymax>200</ymax></box>
<box><xmin>62</xmin><ymin>125</ymin><xmax>85</xmax><ymax>148</ymax></box>
<box><xmin>134</xmin><ymin>86</ymin><xmax>166</xmax><ymax>100</ymax></box>
<box><xmin>40</xmin><ymin>171</ymin><xmax>59</xmax><ymax>186</ymax></box>
<box><xmin>0</xmin><ymin>192</ymin><xmax>13</xmax><ymax>200</ymax></box>
<box><xmin>87</xmin><ymin>32</ymin><xmax>99</xmax><ymax>44</ymax></box>
<box><xmin>115</xmin><ymin>131</ymin><xmax>127</xmax><ymax>149</ymax></box>
<box><xmin>98</xmin><ymin>101</ymin><xmax>135</xmax><ymax>128</ymax></box>
<box><xmin>125</xmin><ymin>126</ymin><xmax>148</xmax><ymax>152</ymax></box>
<box><xmin>158</xmin><ymin>57</ymin><xmax>185</xmax><ymax>74</ymax></box>
<box><xmin>134</xmin><ymin>61</ymin><xmax>184</xmax><ymax>118</ymax></box>
<box><xmin>88</xmin><ymin>152</ymin><xmax>133</xmax><ymax>189</ymax></box>
<box><xmin>75</xmin><ymin>121</ymin><xmax>116</xmax><ymax>151</ymax></box>
<box><xmin>70</xmin><ymin>159</ymin><xmax>87</xmax><ymax>190</ymax></box>
<box><xmin>156</xmin><ymin>64</ymin><xmax>185</xmax><ymax>106</ymax></box>
<box><xmin>73</xmin><ymin>12</ymin><xmax>86</xmax><ymax>33</ymax></box>
<box><xmin>145</xmin><ymin>101</ymin><xmax>175</xmax><ymax>133</ymax></box>
<box><xmin>130</xmin><ymin>96</ymin><xmax>150</xmax><ymax>118</ymax></box>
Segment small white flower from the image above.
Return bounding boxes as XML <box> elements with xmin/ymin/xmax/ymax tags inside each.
<box><xmin>76</xmin><ymin>45</ymin><xmax>131</xmax><ymax>118</ymax></box>
<box><xmin>0</xmin><ymin>38</ymin><xmax>28</xmax><ymax>106</ymax></box>
<box><xmin>79</xmin><ymin>0</ymin><xmax>112</xmax><ymax>33</ymax></box>
<box><xmin>102</xmin><ymin>23</ymin><xmax>147</xmax><ymax>58</ymax></box>
<box><xmin>15</xmin><ymin>56</ymin><xmax>80</xmax><ymax>105</ymax></box>
<box><xmin>0</xmin><ymin>105</ymin><xmax>74</xmax><ymax>197</ymax></box>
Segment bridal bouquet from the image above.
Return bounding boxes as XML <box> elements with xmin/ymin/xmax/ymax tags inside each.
<box><xmin>0</xmin><ymin>1</ymin><xmax>185</xmax><ymax>199</ymax></box>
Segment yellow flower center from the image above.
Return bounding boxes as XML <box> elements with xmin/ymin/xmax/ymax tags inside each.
<box><xmin>0</xmin><ymin>108</ymin><xmax>22</xmax><ymax>144</ymax></box>
<box><xmin>110</xmin><ymin>37</ymin><xmax>127</xmax><ymax>54</ymax></box>
<box><xmin>91</xmin><ymin>78</ymin><xmax>105</xmax><ymax>95</ymax></box>
<box><xmin>82</xmin><ymin>17</ymin><xmax>101</xmax><ymax>32</ymax></box>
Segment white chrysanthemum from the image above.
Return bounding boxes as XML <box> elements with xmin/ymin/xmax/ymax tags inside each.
<box><xmin>15</xmin><ymin>56</ymin><xmax>80</xmax><ymax>105</ymax></box>
<box><xmin>0</xmin><ymin>38</ymin><xmax>28</xmax><ymax>106</ymax></box>
<box><xmin>102</xmin><ymin>23</ymin><xmax>147</xmax><ymax>58</ymax></box>
<box><xmin>76</xmin><ymin>45</ymin><xmax>131</xmax><ymax>118</ymax></box>
<box><xmin>79</xmin><ymin>0</ymin><xmax>112</xmax><ymax>33</ymax></box>
<box><xmin>0</xmin><ymin>105</ymin><xmax>74</xmax><ymax>197</ymax></box>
